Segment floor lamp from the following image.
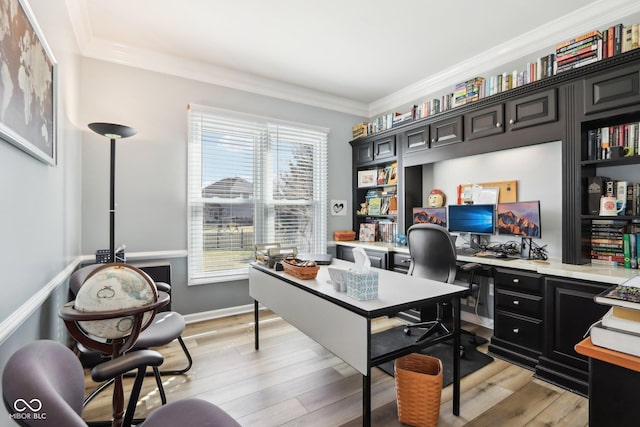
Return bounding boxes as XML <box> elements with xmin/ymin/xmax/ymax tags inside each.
<box><xmin>88</xmin><ymin>122</ymin><xmax>137</xmax><ymax>263</ymax></box>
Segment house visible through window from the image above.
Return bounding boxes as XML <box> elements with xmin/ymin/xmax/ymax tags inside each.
<box><xmin>188</xmin><ymin>104</ymin><xmax>328</xmax><ymax>284</ymax></box>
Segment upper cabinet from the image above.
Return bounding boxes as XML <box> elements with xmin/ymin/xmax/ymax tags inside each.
<box><xmin>353</xmin><ymin>135</ymin><xmax>395</xmax><ymax>165</ymax></box>
<box><xmin>430</xmin><ymin>115</ymin><xmax>463</xmax><ymax>147</ymax></box>
<box><xmin>402</xmin><ymin>124</ymin><xmax>429</xmax><ymax>155</ymax></box>
<box><xmin>583</xmin><ymin>63</ymin><xmax>640</xmax><ymax>115</ymax></box>
<box><xmin>506</xmin><ymin>88</ymin><xmax>557</xmax><ymax>131</ymax></box>
<box><xmin>465</xmin><ymin>104</ymin><xmax>505</xmax><ymax>140</ymax></box>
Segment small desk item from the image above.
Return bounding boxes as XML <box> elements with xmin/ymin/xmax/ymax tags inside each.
<box><xmin>249</xmin><ymin>259</ymin><xmax>467</xmax><ymax>426</ymax></box>
<box><xmin>575</xmin><ymin>337</ymin><xmax>640</xmax><ymax>427</ymax></box>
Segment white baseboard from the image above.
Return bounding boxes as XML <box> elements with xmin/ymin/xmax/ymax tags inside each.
<box><xmin>182</xmin><ymin>303</ymin><xmax>259</xmax><ymax>324</ymax></box>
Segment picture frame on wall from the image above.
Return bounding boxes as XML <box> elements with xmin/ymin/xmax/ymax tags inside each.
<box><xmin>0</xmin><ymin>0</ymin><xmax>57</xmax><ymax>165</ymax></box>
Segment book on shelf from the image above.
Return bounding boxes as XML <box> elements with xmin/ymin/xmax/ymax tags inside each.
<box><xmin>594</xmin><ymin>276</ymin><xmax>640</xmax><ymax>309</ymax></box>
<box><xmin>589</xmin><ymin>320</ymin><xmax>640</xmax><ymax>357</ymax></box>
<box><xmin>367</xmin><ymin>198</ymin><xmax>382</xmax><ymax>215</ymax></box>
<box><xmin>601</xmin><ymin>306</ymin><xmax>640</xmax><ymax>334</ymax></box>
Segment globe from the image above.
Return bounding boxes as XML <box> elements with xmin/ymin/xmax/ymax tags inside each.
<box><xmin>74</xmin><ymin>264</ymin><xmax>158</xmax><ymax>339</ymax></box>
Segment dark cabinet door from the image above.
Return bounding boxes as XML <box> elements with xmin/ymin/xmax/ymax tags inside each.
<box><xmin>354</xmin><ymin>141</ymin><xmax>374</xmax><ymax>165</ymax></box>
<box><xmin>403</xmin><ymin>125</ymin><xmax>430</xmax><ymax>154</ymax></box>
<box><xmin>430</xmin><ymin>116</ymin><xmax>463</xmax><ymax>147</ymax></box>
<box><xmin>583</xmin><ymin>63</ymin><xmax>640</xmax><ymax>115</ymax></box>
<box><xmin>507</xmin><ymin>88</ymin><xmax>557</xmax><ymax>131</ymax></box>
<box><xmin>534</xmin><ymin>276</ymin><xmax>609</xmax><ymax>395</ymax></box>
<box><xmin>373</xmin><ymin>135</ymin><xmax>396</xmax><ymax>160</ymax></box>
<box><xmin>543</xmin><ymin>277</ymin><xmax>609</xmax><ymax>369</ymax></box>
<box><xmin>465</xmin><ymin>104</ymin><xmax>505</xmax><ymax>140</ymax></box>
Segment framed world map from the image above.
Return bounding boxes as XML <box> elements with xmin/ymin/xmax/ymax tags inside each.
<box><xmin>0</xmin><ymin>0</ymin><xmax>56</xmax><ymax>165</ymax></box>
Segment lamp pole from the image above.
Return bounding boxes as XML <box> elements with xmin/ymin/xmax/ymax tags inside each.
<box><xmin>88</xmin><ymin>122</ymin><xmax>137</xmax><ymax>262</ymax></box>
<box><xmin>110</xmin><ymin>136</ymin><xmax>116</xmax><ymax>263</ymax></box>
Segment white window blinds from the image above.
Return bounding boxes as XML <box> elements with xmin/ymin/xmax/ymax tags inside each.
<box><xmin>187</xmin><ymin>104</ymin><xmax>328</xmax><ymax>285</ymax></box>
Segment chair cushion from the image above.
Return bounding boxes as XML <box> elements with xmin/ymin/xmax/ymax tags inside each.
<box><xmin>134</xmin><ymin>311</ymin><xmax>185</xmax><ymax>348</ymax></box>
<box><xmin>140</xmin><ymin>398</ymin><xmax>240</xmax><ymax>427</ymax></box>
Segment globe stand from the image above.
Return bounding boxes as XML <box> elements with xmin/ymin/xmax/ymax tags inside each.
<box><xmin>59</xmin><ymin>264</ymin><xmax>169</xmax><ymax>427</ymax></box>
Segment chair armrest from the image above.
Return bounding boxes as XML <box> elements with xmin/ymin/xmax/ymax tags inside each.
<box><xmin>459</xmin><ymin>262</ymin><xmax>482</xmax><ymax>273</ymax></box>
<box><xmin>91</xmin><ymin>349</ymin><xmax>164</xmax><ymax>382</ymax></box>
<box><xmin>156</xmin><ymin>281</ymin><xmax>171</xmax><ymax>293</ymax></box>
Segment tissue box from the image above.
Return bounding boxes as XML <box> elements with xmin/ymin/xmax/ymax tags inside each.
<box><xmin>346</xmin><ymin>271</ymin><xmax>379</xmax><ymax>301</ymax></box>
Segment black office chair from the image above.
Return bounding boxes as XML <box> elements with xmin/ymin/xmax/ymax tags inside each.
<box><xmin>2</xmin><ymin>340</ymin><xmax>240</xmax><ymax>427</ymax></box>
<box><xmin>403</xmin><ymin>223</ymin><xmax>482</xmax><ymax>345</ymax></box>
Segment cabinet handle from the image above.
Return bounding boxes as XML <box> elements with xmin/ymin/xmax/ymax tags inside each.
<box><xmin>512</xmin><ymin>278</ymin><xmax>519</xmax><ymax>284</ymax></box>
<box><xmin>496</xmin><ymin>122</ymin><xmax>502</xmax><ymax>128</ymax></box>
<box><xmin>431</xmin><ymin>138</ymin><xmax>436</xmax><ymax>143</ymax></box>
<box><xmin>512</xmin><ymin>300</ymin><xmax>520</xmax><ymax>305</ymax></box>
<box><xmin>401</xmin><ymin>258</ymin><xmax>411</xmax><ymax>263</ymax></box>
<box><xmin>509</xmin><ymin>119</ymin><xmax>515</xmax><ymax>125</ymax></box>
<box><xmin>513</xmin><ymin>328</ymin><xmax>519</xmax><ymax>334</ymax></box>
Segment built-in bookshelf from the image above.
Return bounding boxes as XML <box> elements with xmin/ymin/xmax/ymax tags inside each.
<box><xmin>353</xmin><ymin>21</ymin><xmax>640</xmax><ymax>140</ymax></box>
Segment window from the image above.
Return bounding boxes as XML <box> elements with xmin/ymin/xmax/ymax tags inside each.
<box><xmin>187</xmin><ymin>104</ymin><xmax>328</xmax><ymax>284</ymax></box>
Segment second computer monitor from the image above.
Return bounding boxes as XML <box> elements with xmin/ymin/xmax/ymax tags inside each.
<box><xmin>447</xmin><ymin>204</ymin><xmax>495</xmax><ymax>235</ymax></box>
<box><xmin>497</xmin><ymin>200</ymin><xmax>542</xmax><ymax>238</ymax></box>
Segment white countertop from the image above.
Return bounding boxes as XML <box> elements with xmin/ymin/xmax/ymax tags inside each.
<box><xmin>330</xmin><ymin>240</ymin><xmax>640</xmax><ymax>285</ymax></box>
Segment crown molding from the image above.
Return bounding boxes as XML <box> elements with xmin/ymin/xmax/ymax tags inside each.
<box><xmin>369</xmin><ymin>0</ymin><xmax>640</xmax><ymax>117</ymax></box>
<box><xmin>64</xmin><ymin>0</ymin><xmax>368</xmax><ymax>117</ymax></box>
<box><xmin>65</xmin><ymin>0</ymin><xmax>640</xmax><ymax>119</ymax></box>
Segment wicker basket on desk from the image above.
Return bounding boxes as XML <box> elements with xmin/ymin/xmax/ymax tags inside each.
<box><xmin>281</xmin><ymin>258</ymin><xmax>319</xmax><ymax>280</ymax></box>
<box><xmin>394</xmin><ymin>353</ymin><xmax>443</xmax><ymax>427</ymax></box>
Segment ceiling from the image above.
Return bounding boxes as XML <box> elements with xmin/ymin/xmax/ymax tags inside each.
<box><xmin>64</xmin><ymin>0</ymin><xmax>639</xmax><ymax>116</ymax></box>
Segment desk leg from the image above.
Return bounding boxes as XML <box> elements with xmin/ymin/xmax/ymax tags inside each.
<box><xmin>363</xmin><ymin>372</ymin><xmax>371</xmax><ymax>427</ymax></box>
<box><xmin>453</xmin><ymin>297</ymin><xmax>460</xmax><ymax>416</ymax></box>
<box><xmin>254</xmin><ymin>300</ymin><xmax>259</xmax><ymax>350</ymax></box>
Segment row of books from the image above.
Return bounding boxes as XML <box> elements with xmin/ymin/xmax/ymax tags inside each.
<box><xmin>590</xmin><ymin>276</ymin><xmax>640</xmax><ymax>357</ymax></box>
<box><xmin>351</xmin><ymin>20</ymin><xmax>640</xmax><ymax>140</ymax></box>
<box><xmin>590</xmin><ymin>219</ymin><xmax>640</xmax><ymax>268</ymax></box>
<box><xmin>586</xmin><ymin>122</ymin><xmax>640</xmax><ymax>160</ymax></box>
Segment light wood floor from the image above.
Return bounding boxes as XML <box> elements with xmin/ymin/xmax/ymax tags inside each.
<box><xmin>82</xmin><ymin>311</ymin><xmax>588</xmax><ymax>426</ymax></box>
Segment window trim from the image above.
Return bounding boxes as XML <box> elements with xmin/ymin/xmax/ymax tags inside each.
<box><xmin>187</xmin><ymin>104</ymin><xmax>329</xmax><ymax>285</ymax></box>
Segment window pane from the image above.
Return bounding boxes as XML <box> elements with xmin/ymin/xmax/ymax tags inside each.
<box><xmin>188</xmin><ymin>105</ymin><xmax>328</xmax><ymax>284</ymax></box>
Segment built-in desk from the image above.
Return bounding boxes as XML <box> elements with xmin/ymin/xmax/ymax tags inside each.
<box><xmin>332</xmin><ymin>241</ymin><xmax>640</xmax><ymax>395</ymax></box>
<box><xmin>575</xmin><ymin>338</ymin><xmax>640</xmax><ymax>427</ymax></box>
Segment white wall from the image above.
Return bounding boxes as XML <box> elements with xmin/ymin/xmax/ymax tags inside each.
<box><xmin>421</xmin><ymin>141</ymin><xmax>563</xmax><ymax>257</ymax></box>
<box><xmin>76</xmin><ymin>57</ymin><xmax>364</xmax><ymax>313</ymax></box>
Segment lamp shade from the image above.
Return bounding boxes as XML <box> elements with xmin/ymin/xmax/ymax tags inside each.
<box><xmin>88</xmin><ymin>122</ymin><xmax>137</xmax><ymax>139</ymax></box>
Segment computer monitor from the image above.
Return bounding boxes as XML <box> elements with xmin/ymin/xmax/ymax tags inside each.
<box><xmin>412</xmin><ymin>207</ymin><xmax>447</xmax><ymax>227</ymax></box>
<box><xmin>497</xmin><ymin>200</ymin><xmax>542</xmax><ymax>238</ymax></box>
<box><xmin>447</xmin><ymin>204</ymin><xmax>495</xmax><ymax>235</ymax></box>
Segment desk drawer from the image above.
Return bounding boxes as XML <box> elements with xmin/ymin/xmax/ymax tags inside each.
<box><xmin>496</xmin><ymin>289</ymin><xmax>543</xmax><ymax>318</ymax></box>
<box><xmin>494</xmin><ymin>268</ymin><xmax>542</xmax><ymax>294</ymax></box>
<box><xmin>392</xmin><ymin>253</ymin><xmax>411</xmax><ymax>273</ymax></box>
<box><xmin>495</xmin><ymin>310</ymin><xmax>542</xmax><ymax>351</ymax></box>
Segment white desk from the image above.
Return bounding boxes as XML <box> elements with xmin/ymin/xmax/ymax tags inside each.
<box><xmin>249</xmin><ymin>259</ymin><xmax>468</xmax><ymax>426</ymax></box>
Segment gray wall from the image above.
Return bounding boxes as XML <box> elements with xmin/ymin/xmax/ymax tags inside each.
<box><xmin>77</xmin><ymin>57</ymin><xmax>363</xmax><ymax>314</ymax></box>
<box><xmin>0</xmin><ymin>1</ymin><xmax>82</xmax><ymax>425</ymax></box>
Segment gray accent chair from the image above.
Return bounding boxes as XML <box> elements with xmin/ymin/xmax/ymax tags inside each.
<box><xmin>2</xmin><ymin>340</ymin><xmax>239</xmax><ymax>427</ymax></box>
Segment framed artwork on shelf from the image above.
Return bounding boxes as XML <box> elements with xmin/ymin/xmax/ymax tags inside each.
<box><xmin>357</xmin><ymin>170</ymin><xmax>377</xmax><ymax>188</ymax></box>
<box><xmin>0</xmin><ymin>0</ymin><xmax>57</xmax><ymax>165</ymax></box>
<box><xmin>387</xmin><ymin>162</ymin><xmax>398</xmax><ymax>184</ymax></box>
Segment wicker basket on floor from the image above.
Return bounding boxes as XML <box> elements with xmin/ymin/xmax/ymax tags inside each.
<box><xmin>394</xmin><ymin>353</ymin><xmax>443</xmax><ymax>427</ymax></box>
